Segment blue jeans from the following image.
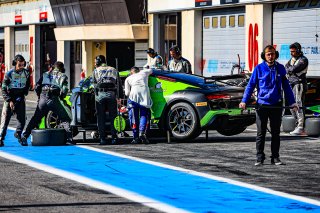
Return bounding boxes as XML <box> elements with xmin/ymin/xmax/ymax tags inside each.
<box><xmin>128</xmin><ymin>99</ymin><xmax>150</xmax><ymax>139</ymax></box>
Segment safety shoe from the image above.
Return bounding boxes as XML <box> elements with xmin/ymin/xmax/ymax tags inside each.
<box><xmin>111</xmin><ymin>137</ymin><xmax>118</xmax><ymax>145</ymax></box>
<box><xmin>290</xmin><ymin>127</ymin><xmax>305</xmax><ymax>136</ymax></box>
<box><xmin>131</xmin><ymin>138</ymin><xmax>140</xmax><ymax>144</ymax></box>
<box><xmin>67</xmin><ymin>138</ymin><xmax>76</xmax><ymax>145</ymax></box>
<box><xmin>14</xmin><ymin>132</ymin><xmax>21</xmax><ymax>140</ymax></box>
<box><xmin>19</xmin><ymin>136</ymin><xmax>28</xmax><ymax>146</ymax></box>
<box><xmin>0</xmin><ymin>138</ymin><xmax>4</xmax><ymax>147</ymax></box>
<box><xmin>271</xmin><ymin>158</ymin><xmax>285</xmax><ymax>165</ymax></box>
<box><xmin>254</xmin><ymin>160</ymin><xmax>264</xmax><ymax>166</ymax></box>
<box><xmin>99</xmin><ymin>139</ymin><xmax>108</xmax><ymax>145</ymax></box>
<box><xmin>140</xmin><ymin>134</ymin><xmax>149</xmax><ymax>144</ymax></box>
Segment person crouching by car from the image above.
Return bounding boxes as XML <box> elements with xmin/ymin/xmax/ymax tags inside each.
<box><xmin>125</xmin><ymin>66</ymin><xmax>153</xmax><ymax>144</ymax></box>
<box><xmin>21</xmin><ymin>61</ymin><xmax>73</xmax><ymax>144</ymax></box>
<box><xmin>93</xmin><ymin>55</ymin><xmax>123</xmax><ymax>145</ymax></box>
<box><xmin>0</xmin><ymin>55</ymin><xmax>31</xmax><ymax>146</ymax></box>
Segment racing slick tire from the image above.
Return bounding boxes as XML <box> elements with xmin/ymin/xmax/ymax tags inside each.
<box><xmin>166</xmin><ymin>102</ymin><xmax>202</xmax><ymax>140</ymax></box>
<box><xmin>46</xmin><ymin>111</ymin><xmax>79</xmax><ymax>137</ymax></box>
<box><xmin>31</xmin><ymin>128</ymin><xmax>66</xmax><ymax>146</ymax></box>
<box><xmin>305</xmin><ymin>117</ymin><xmax>320</xmax><ymax>136</ymax></box>
<box><xmin>282</xmin><ymin>115</ymin><xmax>296</xmax><ymax>133</ymax></box>
<box><xmin>216</xmin><ymin>126</ymin><xmax>247</xmax><ymax>136</ymax></box>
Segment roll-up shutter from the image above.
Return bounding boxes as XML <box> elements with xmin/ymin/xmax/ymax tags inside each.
<box><xmin>203</xmin><ymin>7</ymin><xmax>245</xmax><ymax>77</ymax></box>
<box><xmin>14</xmin><ymin>27</ymin><xmax>29</xmax><ymax>61</ymax></box>
<box><xmin>273</xmin><ymin>1</ymin><xmax>320</xmax><ymax>77</ymax></box>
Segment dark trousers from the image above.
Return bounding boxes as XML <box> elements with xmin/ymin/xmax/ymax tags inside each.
<box><xmin>0</xmin><ymin>99</ymin><xmax>26</xmax><ymax>139</ymax></box>
<box><xmin>128</xmin><ymin>99</ymin><xmax>150</xmax><ymax>139</ymax></box>
<box><xmin>256</xmin><ymin>104</ymin><xmax>283</xmax><ymax>161</ymax></box>
<box><xmin>24</xmin><ymin>94</ymin><xmax>72</xmax><ymax>139</ymax></box>
<box><xmin>95</xmin><ymin>96</ymin><xmax>117</xmax><ymax>140</ymax></box>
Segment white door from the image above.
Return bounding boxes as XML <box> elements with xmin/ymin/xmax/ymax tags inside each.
<box><xmin>14</xmin><ymin>27</ymin><xmax>29</xmax><ymax>62</ymax></box>
<box><xmin>273</xmin><ymin>1</ymin><xmax>320</xmax><ymax>77</ymax></box>
<box><xmin>202</xmin><ymin>7</ymin><xmax>246</xmax><ymax>77</ymax></box>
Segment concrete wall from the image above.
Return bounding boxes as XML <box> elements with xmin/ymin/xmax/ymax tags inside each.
<box><xmin>54</xmin><ymin>25</ymin><xmax>149</xmax><ymax>41</ymax></box>
<box><xmin>4</xmin><ymin>26</ymin><xmax>14</xmax><ymax>71</ymax></box>
<box><xmin>181</xmin><ymin>10</ymin><xmax>202</xmax><ymax>75</ymax></box>
<box><xmin>245</xmin><ymin>4</ymin><xmax>272</xmax><ymax>71</ymax></box>
<box><xmin>0</xmin><ymin>0</ymin><xmax>54</xmax><ymax>27</ymax></box>
<box><xmin>149</xmin><ymin>0</ymin><xmax>194</xmax><ymax>13</ymax></box>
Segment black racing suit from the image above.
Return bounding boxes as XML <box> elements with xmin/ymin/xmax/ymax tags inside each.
<box><xmin>23</xmin><ymin>69</ymin><xmax>72</xmax><ymax>141</ymax></box>
<box><xmin>0</xmin><ymin>68</ymin><xmax>30</xmax><ymax>140</ymax></box>
<box><xmin>93</xmin><ymin>64</ymin><xmax>123</xmax><ymax>141</ymax></box>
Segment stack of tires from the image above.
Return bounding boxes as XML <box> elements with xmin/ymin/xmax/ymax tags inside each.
<box><xmin>282</xmin><ymin>115</ymin><xmax>320</xmax><ymax>136</ymax></box>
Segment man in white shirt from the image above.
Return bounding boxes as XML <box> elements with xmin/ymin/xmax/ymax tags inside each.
<box><xmin>125</xmin><ymin>66</ymin><xmax>153</xmax><ymax>144</ymax></box>
<box><xmin>143</xmin><ymin>48</ymin><xmax>163</xmax><ymax>69</ymax></box>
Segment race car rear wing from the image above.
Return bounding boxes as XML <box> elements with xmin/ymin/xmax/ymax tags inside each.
<box><xmin>204</xmin><ymin>74</ymin><xmax>248</xmax><ymax>84</ymax></box>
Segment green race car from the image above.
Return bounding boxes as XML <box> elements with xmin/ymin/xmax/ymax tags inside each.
<box><xmin>41</xmin><ymin>70</ymin><xmax>256</xmax><ymax>141</ymax></box>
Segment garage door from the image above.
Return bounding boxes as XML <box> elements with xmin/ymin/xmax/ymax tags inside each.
<box><xmin>203</xmin><ymin>7</ymin><xmax>245</xmax><ymax>77</ymax></box>
<box><xmin>273</xmin><ymin>0</ymin><xmax>320</xmax><ymax>77</ymax></box>
<box><xmin>0</xmin><ymin>28</ymin><xmax>4</xmax><ymax>40</ymax></box>
<box><xmin>14</xmin><ymin>27</ymin><xmax>29</xmax><ymax>62</ymax></box>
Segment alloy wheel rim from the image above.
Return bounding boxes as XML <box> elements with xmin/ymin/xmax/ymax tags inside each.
<box><xmin>169</xmin><ymin>107</ymin><xmax>194</xmax><ymax>136</ymax></box>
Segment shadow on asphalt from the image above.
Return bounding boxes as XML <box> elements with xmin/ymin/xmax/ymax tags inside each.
<box><xmin>72</xmin><ymin>134</ymin><xmax>315</xmax><ymax>145</ymax></box>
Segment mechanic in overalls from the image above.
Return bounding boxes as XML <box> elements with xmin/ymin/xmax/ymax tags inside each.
<box><xmin>93</xmin><ymin>55</ymin><xmax>123</xmax><ymax>145</ymax></box>
<box><xmin>143</xmin><ymin>48</ymin><xmax>163</xmax><ymax>69</ymax></box>
<box><xmin>0</xmin><ymin>55</ymin><xmax>30</xmax><ymax>146</ymax></box>
<box><xmin>167</xmin><ymin>46</ymin><xmax>192</xmax><ymax>74</ymax></box>
<box><xmin>21</xmin><ymin>61</ymin><xmax>73</xmax><ymax>144</ymax></box>
<box><xmin>125</xmin><ymin>66</ymin><xmax>153</xmax><ymax>144</ymax></box>
<box><xmin>285</xmin><ymin>42</ymin><xmax>309</xmax><ymax>135</ymax></box>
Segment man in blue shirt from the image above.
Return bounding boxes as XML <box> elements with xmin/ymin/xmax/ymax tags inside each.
<box><xmin>239</xmin><ymin>45</ymin><xmax>298</xmax><ymax>166</ymax></box>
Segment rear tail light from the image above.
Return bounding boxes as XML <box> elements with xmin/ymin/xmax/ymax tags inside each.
<box><xmin>206</xmin><ymin>94</ymin><xmax>231</xmax><ymax>100</ymax></box>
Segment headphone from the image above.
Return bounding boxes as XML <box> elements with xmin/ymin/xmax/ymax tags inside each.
<box><xmin>95</xmin><ymin>55</ymin><xmax>106</xmax><ymax>66</ymax></box>
<box><xmin>290</xmin><ymin>42</ymin><xmax>302</xmax><ymax>55</ymax></box>
<box><xmin>146</xmin><ymin>48</ymin><xmax>155</xmax><ymax>54</ymax></box>
<box><xmin>12</xmin><ymin>54</ymin><xmax>26</xmax><ymax>67</ymax></box>
<box><xmin>260</xmin><ymin>45</ymin><xmax>279</xmax><ymax>61</ymax></box>
<box><xmin>54</xmin><ymin>61</ymin><xmax>65</xmax><ymax>73</ymax></box>
<box><xmin>169</xmin><ymin>46</ymin><xmax>181</xmax><ymax>55</ymax></box>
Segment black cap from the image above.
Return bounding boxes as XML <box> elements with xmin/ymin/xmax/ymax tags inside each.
<box><xmin>146</xmin><ymin>48</ymin><xmax>155</xmax><ymax>54</ymax></box>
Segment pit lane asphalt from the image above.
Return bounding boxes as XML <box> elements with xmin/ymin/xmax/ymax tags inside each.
<box><xmin>0</xmin><ymin>93</ymin><xmax>319</xmax><ymax>212</ymax></box>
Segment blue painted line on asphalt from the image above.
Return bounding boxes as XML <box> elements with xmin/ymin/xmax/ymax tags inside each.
<box><xmin>1</xmin><ymin>129</ymin><xmax>320</xmax><ymax>213</ymax></box>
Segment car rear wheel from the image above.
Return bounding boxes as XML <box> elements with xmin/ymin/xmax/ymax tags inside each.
<box><xmin>167</xmin><ymin>102</ymin><xmax>201</xmax><ymax>140</ymax></box>
<box><xmin>45</xmin><ymin>111</ymin><xmax>79</xmax><ymax>137</ymax></box>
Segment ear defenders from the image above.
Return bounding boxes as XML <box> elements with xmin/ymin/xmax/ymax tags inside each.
<box><xmin>260</xmin><ymin>45</ymin><xmax>279</xmax><ymax>61</ymax></box>
<box><xmin>95</xmin><ymin>55</ymin><xmax>106</xmax><ymax>66</ymax></box>
<box><xmin>12</xmin><ymin>54</ymin><xmax>26</xmax><ymax>67</ymax></box>
<box><xmin>290</xmin><ymin>42</ymin><xmax>302</xmax><ymax>54</ymax></box>
<box><xmin>169</xmin><ymin>46</ymin><xmax>181</xmax><ymax>55</ymax></box>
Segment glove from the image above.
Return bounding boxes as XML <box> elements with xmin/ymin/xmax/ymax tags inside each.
<box><xmin>290</xmin><ymin>103</ymin><xmax>299</xmax><ymax>112</ymax></box>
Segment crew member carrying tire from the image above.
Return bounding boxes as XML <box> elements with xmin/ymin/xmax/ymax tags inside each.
<box><xmin>0</xmin><ymin>55</ymin><xmax>31</xmax><ymax>146</ymax></box>
<box><xmin>93</xmin><ymin>55</ymin><xmax>123</xmax><ymax>145</ymax></box>
<box><xmin>21</xmin><ymin>61</ymin><xmax>73</xmax><ymax>144</ymax></box>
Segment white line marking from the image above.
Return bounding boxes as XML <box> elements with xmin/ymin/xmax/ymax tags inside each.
<box><xmin>0</xmin><ymin>151</ymin><xmax>190</xmax><ymax>213</ymax></box>
<box><xmin>80</xmin><ymin>145</ymin><xmax>320</xmax><ymax>206</ymax></box>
